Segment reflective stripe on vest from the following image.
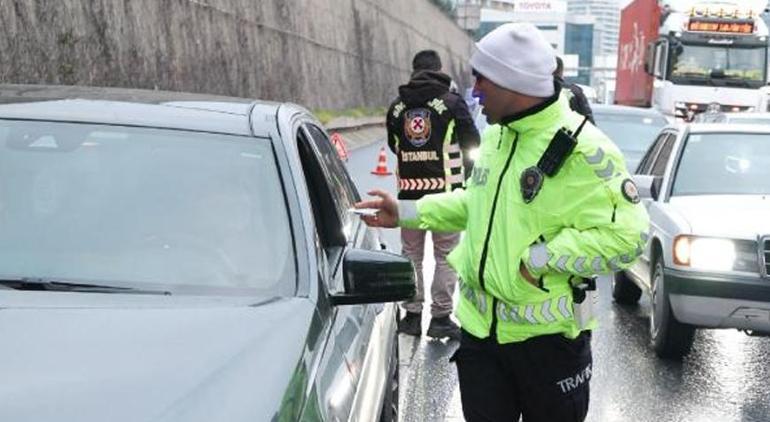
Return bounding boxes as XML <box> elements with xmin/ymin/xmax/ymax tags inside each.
<box><xmin>494</xmin><ymin>294</ymin><xmax>573</xmax><ymax>325</ymax></box>
<box><xmin>461</xmin><ymin>281</ymin><xmax>573</xmax><ymax>326</ymax></box>
<box><xmin>443</xmin><ymin>120</ymin><xmax>464</xmax><ymax>192</ymax></box>
<box><xmin>460</xmin><ymin>281</ymin><xmax>488</xmax><ymax>314</ymax></box>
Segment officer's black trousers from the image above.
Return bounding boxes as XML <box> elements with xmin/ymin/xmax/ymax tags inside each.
<box><xmin>452</xmin><ymin>329</ymin><xmax>592</xmax><ymax>422</ymax></box>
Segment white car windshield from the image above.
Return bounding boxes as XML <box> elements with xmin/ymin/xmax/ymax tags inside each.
<box><xmin>0</xmin><ymin>120</ymin><xmax>294</xmax><ymax>296</ymax></box>
<box><xmin>672</xmin><ymin>132</ymin><xmax>770</xmax><ymax>196</ymax></box>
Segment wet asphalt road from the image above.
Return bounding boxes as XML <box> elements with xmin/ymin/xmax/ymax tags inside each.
<box><xmin>347</xmin><ymin>141</ymin><xmax>770</xmax><ymax>422</ymax></box>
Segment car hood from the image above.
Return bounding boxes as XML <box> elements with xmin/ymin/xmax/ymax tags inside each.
<box><xmin>668</xmin><ymin>195</ymin><xmax>770</xmax><ymax>238</ymax></box>
<box><xmin>0</xmin><ymin>292</ymin><xmax>315</xmax><ymax>422</ymax></box>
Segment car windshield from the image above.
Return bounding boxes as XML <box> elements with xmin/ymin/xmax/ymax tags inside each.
<box><xmin>0</xmin><ymin>119</ymin><xmax>295</xmax><ymax>296</ymax></box>
<box><xmin>594</xmin><ymin>111</ymin><xmax>667</xmax><ymax>153</ymax></box>
<box><xmin>672</xmin><ymin>132</ymin><xmax>770</xmax><ymax>196</ymax></box>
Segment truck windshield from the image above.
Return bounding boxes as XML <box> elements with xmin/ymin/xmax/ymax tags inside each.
<box><xmin>670</xmin><ymin>44</ymin><xmax>766</xmax><ymax>88</ymax></box>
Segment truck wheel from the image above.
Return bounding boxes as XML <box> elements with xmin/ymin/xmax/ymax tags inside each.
<box><xmin>649</xmin><ymin>257</ymin><xmax>695</xmax><ymax>359</ymax></box>
<box><xmin>612</xmin><ymin>271</ymin><xmax>642</xmax><ymax>304</ymax></box>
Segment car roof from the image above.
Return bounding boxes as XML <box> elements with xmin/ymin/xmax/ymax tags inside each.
<box><xmin>695</xmin><ymin>111</ymin><xmax>770</xmax><ymax>121</ymax></box>
<box><xmin>680</xmin><ymin>122</ymin><xmax>770</xmax><ymax>134</ymax></box>
<box><xmin>723</xmin><ymin>112</ymin><xmax>770</xmax><ymax>120</ymax></box>
<box><xmin>591</xmin><ymin>104</ymin><xmax>666</xmax><ymax>118</ymax></box>
<box><xmin>0</xmin><ymin>84</ymin><xmax>283</xmax><ymax>137</ymax></box>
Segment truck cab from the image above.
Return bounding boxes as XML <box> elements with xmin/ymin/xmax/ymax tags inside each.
<box><xmin>648</xmin><ymin>3</ymin><xmax>768</xmax><ymax>119</ymax></box>
<box><xmin>616</xmin><ymin>0</ymin><xmax>769</xmax><ymax>120</ymax></box>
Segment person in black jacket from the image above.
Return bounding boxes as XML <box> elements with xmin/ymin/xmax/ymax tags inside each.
<box><xmin>386</xmin><ymin>50</ymin><xmax>480</xmax><ymax>339</ymax></box>
<box><xmin>554</xmin><ymin>56</ymin><xmax>595</xmax><ymax>124</ymax></box>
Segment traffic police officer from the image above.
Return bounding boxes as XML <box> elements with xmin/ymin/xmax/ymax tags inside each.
<box><xmin>357</xmin><ymin>23</ymin><xmax>648</xmax><ymax>421</ymax></box>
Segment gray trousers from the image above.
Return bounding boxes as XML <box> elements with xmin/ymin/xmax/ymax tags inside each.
<box><xmin>400</xmin><ymin>228</ymin><xmax>461</xmax><ymax>317</ymax></box>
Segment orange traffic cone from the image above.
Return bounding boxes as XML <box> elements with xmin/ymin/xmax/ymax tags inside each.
<box><xmin>330</xmin><ymin>132</ymin><xmax>349</xmax><ymax>162</ymax></box>
<box><xmin>371</xmin><ymin>146</ymin><xmax>393</xmax><ymax>176</ymax></box>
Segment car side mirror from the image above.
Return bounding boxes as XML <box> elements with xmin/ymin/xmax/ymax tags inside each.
<box><xmin>330</xmin><ymin>248</ymin><xmax>416</xmax><ymax>306</ymax></box>
<box><xmin>644</xmin><ymin>41</ymin><xmax>655</xmax><ymax>75</ymax></box>
<box><xmin>633</xmin><ymin>174</ymin><xmax>662</xmax><ymax>201</ymax></box>
<box><xmin>672</xmin><ymin>40</ymin><xmax>683</xmax><ymax>56</ymax></box>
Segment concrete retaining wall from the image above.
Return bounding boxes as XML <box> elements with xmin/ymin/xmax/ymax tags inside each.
<box><xmin>0</xmin><ymin>0</ymin><xmax>475</xmax><ymax>109</ymax></box>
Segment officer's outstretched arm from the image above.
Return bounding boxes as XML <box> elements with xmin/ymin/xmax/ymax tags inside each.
<box><xmin>522</xmin><ymin>154</ymin><xmax>649</xmax><ymax>278</ymax></box>
<box><xmin>398</xmin><ymin>189</ymin><xmax>469</xmax><ymax>233</ymax></box>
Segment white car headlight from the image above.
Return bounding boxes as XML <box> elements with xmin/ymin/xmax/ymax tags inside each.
<box><xmin>673</xmin><ymin>236</ymin><xmax>736</xmax><ymax>271</ymax></box>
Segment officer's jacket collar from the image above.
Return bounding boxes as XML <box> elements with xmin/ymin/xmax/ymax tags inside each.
<box><xmin>499</xmin><ymin>90</ymin><xmax>568</xmax><ymax>134</ymax></box>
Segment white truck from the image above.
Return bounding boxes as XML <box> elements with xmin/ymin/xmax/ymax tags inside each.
<box><xmin>616</xmin><ymin>0</ymin><xmax>770</xmax><ymax>119</ymax></box>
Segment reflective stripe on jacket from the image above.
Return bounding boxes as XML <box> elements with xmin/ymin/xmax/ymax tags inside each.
<box><xmin>399</xmin><ymin>93</ymin><xmax>649</xmax><ymax>343</ymax></box>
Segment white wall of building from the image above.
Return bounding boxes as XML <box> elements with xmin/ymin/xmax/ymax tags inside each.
<box><xmin>480</xmin><ymin>0</ymin><xmax>567</xmax><ymax>54</ymax></box>
<box><xmin>515</xmin><ymin>0</ymin><xmax>567</xmax><ymax>53</ymax></box>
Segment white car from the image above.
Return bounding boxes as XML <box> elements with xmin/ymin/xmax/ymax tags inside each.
<box><xmin>613</xmin><ymin>122</ymin><xmax>770</xmax><ymax>359</ymax></box>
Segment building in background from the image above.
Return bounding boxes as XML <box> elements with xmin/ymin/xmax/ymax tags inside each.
<box><xmin>455</xmin><ymin>0</ymin><xmax>482</xmax><ymax>31</ymax></box>
<box><xmin>476</xmin><ymin>0</ymin><xmax>567</xmax><ymax>54</ymax></box>
<box><xmin>593</xmin><ymin>54</ymin><xmax>617</xmax><ymax>104</ymax></box>
<box><xmin>457</xmin><ymin>0</ymin><xmax>621</xmax><ymax>101</ymax></box>
<box><xmin>567</xmin><ymin>0</ymin><xmax>620</xmax><ymax>57</ymax></box>
<box><xmin>566</xmin><ymin>0</ymin><xmax>621</xmax><ymax>101</ymax></box>
<box><xmin>487</xmin><ymin>0</ymin><xmax>515</xmax><ymax>11</ymax></box>
<box><xmin>565</xmin><ymin>15</ymin><xmax>595</xmax><ymax>86</ymax></box>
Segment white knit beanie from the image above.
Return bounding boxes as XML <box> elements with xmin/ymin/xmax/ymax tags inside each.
<box><xmin>470</xmin><ymin>22</ymin><xmax>557</xmax><ymax>97</ymax></box>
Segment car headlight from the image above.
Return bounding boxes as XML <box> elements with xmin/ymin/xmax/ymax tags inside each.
<box><xmin>673</xmin><ymin>236</ymin><xmax>736</xmax><ymax>271</ymax></box>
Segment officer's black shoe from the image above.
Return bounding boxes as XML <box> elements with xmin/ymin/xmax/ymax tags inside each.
<box><xmin>427</xmin><ymin>316</ymin><xmax>461</xmax><ymax>340</ymax></box>
<box><xmin>397</xmin><ymin>312</ymin><xmax>422</xmax><ymax>336</ymax></box>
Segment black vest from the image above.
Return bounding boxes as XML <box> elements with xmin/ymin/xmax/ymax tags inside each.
<box><xmin>391</xmin><ymin>95</ymin><xmax>465</xmax><ymax>200</ymax></box>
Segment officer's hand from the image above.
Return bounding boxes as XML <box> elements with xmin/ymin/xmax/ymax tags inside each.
<box><xmin>355</xmin><ymin>190</ymin><xmax>399</xmax><ymax>228</ymax></box>
<box><xmin>519</xmin><ymin>261</ymin><xmax>538</xmax><ymax>287</ymax></box>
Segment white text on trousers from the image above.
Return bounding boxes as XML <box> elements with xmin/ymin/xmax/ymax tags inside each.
<box><xmin>556</xmin><ymin>363</ymin><xmax>592</xmax><ymax>394</ymax></box>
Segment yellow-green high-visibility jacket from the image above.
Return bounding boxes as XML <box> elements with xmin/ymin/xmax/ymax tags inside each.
<box><xmin>398</xmin><ymin>94</ymin><xmax>649</xmax><ymax>343</ymax></box>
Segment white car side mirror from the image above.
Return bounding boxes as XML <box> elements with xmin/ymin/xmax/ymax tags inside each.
<box><xmin>632</xmin><ymin>174</ymin><xmax>661</xmax><ymax>201</ymax></box>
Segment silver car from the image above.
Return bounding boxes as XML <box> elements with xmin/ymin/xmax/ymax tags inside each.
<box><xmin>613</xmin><ymin>123</ymin><xmax>770</xmax><ymax>359</ymax></box>
<box><xmin>591</xmin><ymin>104</ymin><xmax>668</xmax><ymax>171</ymax></box>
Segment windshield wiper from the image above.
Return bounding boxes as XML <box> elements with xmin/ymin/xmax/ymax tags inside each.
<box><xmin>722</xmin><ymin>78</ymin><xmax>754</xmax><ymax>88</ymax></box>
<box><xmin>0</xmin><ymin>278</ymin><xmax>172</xmax><ymax>295</ymax></box>
<box><xmin>674</xmin><ymin>76</ymin><xmax>716</xmax><ymax>86</ymax></box>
